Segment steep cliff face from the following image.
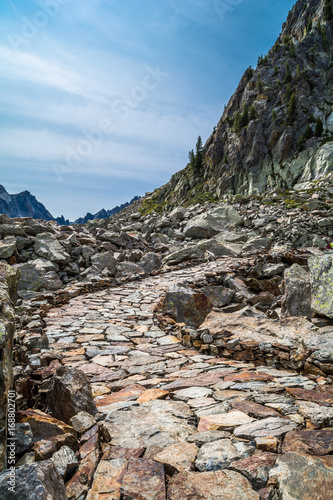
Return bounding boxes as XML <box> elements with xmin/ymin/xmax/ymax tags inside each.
<box><xmin>155</xmin><ymin>0</ymin><xmax>333</xmax><ymax>207</ymax></box>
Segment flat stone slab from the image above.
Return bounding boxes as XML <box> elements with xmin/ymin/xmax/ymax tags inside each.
<box><xmin>153</xmin><ymin>442</ymin><xmax>198</xmax><ymax>474</ymax></box>
<box><xmin>286</xmin><ymin>387</ymin><xmax>333</xmax><ymax>406</ymax></box>
<box><xmin>234</xmin><ymin>417</ymin><xmax>297</xmax><ymax>440</ymax></box>
<box><xmin>167</xmin><ymin>470</ymin><xmax>259</xmax><ymax>499</ymax></box>
<box><xmin>173</xmin><ymin>387</ymin><xmax>213</xmax><ymax>400</ymax></box>
<box><xmin>103</xmin><ymin>400</ymin><xmax>195</xmax><ymax>449</ymax></box>
<box><xmin>137</xmin><ymin>389</ymin><xmax>169</xmax><ymax>404</ymax></box>
<box><xmin>195</xmin><ymin>438</ymin><xmax>255</xmax><ymax>471</ymax></box>
<box><xmin>224</xmin><ymin>372</ymin><xmax>274</xmax><ymax>382</ymax></box>
<box><xmin>120</xmin><ymin>458</ymin><xmax>166</xmax><ymax>500</ymax></box>
<box><xmin>231</xmin><ymin>400</ymin><xmax>281</xmax><ymax>418</ymax></box>
<box><xmin>198</xmin><ymin>411</ymin><xmax>254</xmax><ymax>432</ymax></box>
<box><xmin>230</xmin><ymin>452</ymin><xmax>277</xmax><ymax>489</ymax></box>
<box><xmin>282</xmin><ymin>429</ymin><xmax>333</xmax><ymax>456</ymax></box>
<box><xmin>95</xmin><ymin>384</ymin><xmax>145</xmax><ymax>409</ymax></box>
<box><xmin>269</xmin><ymin>452</ymin><xmax>333</xmax><ymax>499</ymax></box>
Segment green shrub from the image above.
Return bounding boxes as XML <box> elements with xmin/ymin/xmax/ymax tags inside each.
<box><xmin>315</xmin><ymin>117</ymin><xmax>324</xmax><ymax>137</ymax></box>
<box><xmin>284</xmin><ymin>62</ymin><xmax>292</xmax><ymax>84</ymax></box>
<box><xmin>286</xmin><ymin>93</ymin><xmax>297</xmax><ymax>124</ymax></box>
<box><xmin>324</xmin><ymin>0</ymin><xmax>333</xmax><ymax>20</ymax></box>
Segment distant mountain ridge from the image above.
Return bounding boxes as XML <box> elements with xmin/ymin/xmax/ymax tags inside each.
<box><xmin>0</xmin><ymin>184</ymin><xmax>140</xmax><ymax>225</ymax></box>
<box><xmin>0</xmin><ymin>184</ymin><xmax>54</xmax><ymax>220</ymax></box>
<box><xmin>73</xmin><ymin>196</ymin><xmax>141</xmax><ymax>224</ymax></box>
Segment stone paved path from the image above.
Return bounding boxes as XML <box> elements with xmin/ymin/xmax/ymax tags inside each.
<box><xmin>42</xmin><ymin>262</ymin><xmax>333</xmax><ymax>499</ymax></box>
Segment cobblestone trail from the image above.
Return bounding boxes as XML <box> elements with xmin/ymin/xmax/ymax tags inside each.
<box><xmin>42</xmin><ymin>263</ymin><xmax>333</xmax><ymax>499</ymax></box>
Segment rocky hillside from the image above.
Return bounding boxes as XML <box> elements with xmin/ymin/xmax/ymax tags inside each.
<box><xmin>0</xmin><ymin>185</ymin><xmax>54</xmax><ymax>221</ymax></box>
<box><xmin>149</xmin><ymin>0</ymin><xmax>333</xmax><ymax>209</ymax></box>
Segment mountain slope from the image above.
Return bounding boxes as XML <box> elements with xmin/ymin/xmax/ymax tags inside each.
<box><xmin>148</xmin><ymin>0</ymin><xmax>333</xmax><ymax>210</ymax></box>
<box><xmin>0</xmin><ymin>185</ymin><xmax>54</xmax><ymax>220</ymax></box>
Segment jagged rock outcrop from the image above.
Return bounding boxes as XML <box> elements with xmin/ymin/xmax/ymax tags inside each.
<box><xmin>147</xmin><ymin>0</ymin><xmax>333</xmax><ymax>208</ymax></box>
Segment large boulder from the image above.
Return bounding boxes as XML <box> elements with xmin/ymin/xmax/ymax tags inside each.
<box><xmin>15</xmin><ymin>260</ymin><xmax>63</xmax><ymax>295</ymax></box>
<box><xmin>281</xmin><ymin>264</ymin><xmax>312</xmax><ymax>317</ymax></box>
<box><xmin>183</xmin><ymin>214</ymin><xmax>223</xmax><ymax>239</ymax></box>
<box><xmin>0</xmin><ymin>264</ymin><xmax>18</xmax><ymax>471</ymax></box>
<box><xmin>34</xmin><ymin>233</ymin><xmax>70</xmax><ymax>264</ymax></box>
<box><xmin>47</xmin><ymin>367</ymin><xmax>97</xmax><ymax>424</ymax></box>
<box><xmin>116</xmin><ymin>262</ymin><xmax>145</xmax><ymax>278</ymax></box>
<box><xmin>169</xmin><ymin>207</ymin><xmax>186</xmax><ymax>222</ymax></box>
<box><xmin>0</xmin><ymin>236</ymin><xmax>16</xmax><ymax>259</ymax></box>
<box><xmin>139</xmin><ymin>252</ymin><xmax>162</xmax><ymax>274</ymax></box>
<box><xmin>209</xmin><ymin>205</ymin><xmax>243</xmax><ymax>227</ymax></box>
<box><xmin>159</xmin><ymin>285</ymin><xmax>213</xmax><ymax>327</ymax></box>
<box><xmin>90</xmin><ymin>252</ymin><xmax>117</xmax><ymax>274</ymax></box>
<box><xmin>309</xmin><ymin>253</ymin><xmax>333</xmax><ymax>318</ymax></box>
<box><xmin>0</xmin><ymin>461</ymin><xmax>67</xmax><ymax>500</ymax></box>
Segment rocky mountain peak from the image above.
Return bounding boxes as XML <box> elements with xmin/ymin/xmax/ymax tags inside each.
<box><xmin>150</xmin><ymin>0</ymin><xmax>333</xmax><ymax>210</ymax></box>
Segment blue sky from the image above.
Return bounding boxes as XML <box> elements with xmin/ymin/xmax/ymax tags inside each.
<box><xmin>0</xmin><ymin>0</ymin><xmax>295</xmax><ymax>220</ymax></box>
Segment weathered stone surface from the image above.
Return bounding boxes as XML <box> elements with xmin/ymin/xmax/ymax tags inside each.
<box><xmin>47</xmin><ymin>367</ymin><xmax>97</xmax><ymax>423</ymax></box>
<box><xmin>121</xmin><ymin>458</ymin><xmax>166</xmax><ymax>500</ymax></box>
<box><xmin>230</xmin><ymin>452</ymin><xmax>277</xmax><ymax>489</ymax></box>
<box><xmin>297</xmin><ymin>401</ymin><xmax>333</xmax><ymax>427</ymax></box>
<box><xmin>86</xmin><ymin>458</ymin><xmax>127</xmax><ymax>500</ymax></box>
<box><xmin>16</xmin><ymin>409</ymin><xmax>77</xmax><ymax>441</ymax></box>
<box><xmin>51</xmin><ymin>445</ymin><xmax>78</xmax><ymax>479</ymax></box>
<box><xmin>187</xmin><ymin>430</ymin><xmax>231</xmax><ymax>446</ymax></box>
<box><xmin>116</xmin><ymin>262</ymin><xmax>145</xmax><ymax>278</ymax></box>
<box><xmin>202</xmin><ymin>285</ymin><xmax>235</xmax><ymax>307</ymax></box>
<box><xmin>137</xmin><ymin>389</ymin><xmax>169</xmax><ymax>404</ymax></box>
<box><xmin>254</xmin><ymin>437</ymin><xmax>280</xmax><ymax>453</ymax></box>
<box><xmin>16</xmin><ymin>260</ymin><xmax>62</xmax><ymax>293</ymax></box>
<box><xmin>286</xmin><ymin>387</ymin><xmax>333</xmax><ymax>406</ymax></box>
<box><xmin>198</xmin><ymin>411</ymin><xmax>254</xmax><ymax>432</ymax></box>
<box><xmin>231</xmin><ymin>400</ymin><xmax>281</xmax><ymax>419</ymax></box>
<box><xmin>173</xmin><ymin>387</ymin><xmax>213</xmax><ymax>400</ymax></box>
<box><xmin>69</xmin><ymin>411</ymin><xmax>96</xmax><ymax>435</ymax></box>
<box><xmin>139</xmin><ymin>252</ymin><xmax>162</xmax><ymax>274</ymax></box>
<box><xmin>234</xmin><ymin>417</ymin><xmax>297</xmax><ymax>440</ymax></box>
<box><xmin>269</xmin><ymin>452</ymin><xmax>333</xmax><ymax>499</ymax></box>
<box><xmin>160</xmin><ymin>285</ymin><xmax>212</xmax><ymax>328</ymax></box>
<box><xmin>0</xmin><ymin>236</ymin><xmax>16</xmax><ymax>259</ymax></box>
<box><xmin>66</xmin><ymin>445</ymin><xmax>99</xmax><ymax>500</ymax></box>
<box><xmin>309</xmin><ymin>254</ymin><xmax>333</xmax><ymax>318</ymax></box>
<box><xmin>282</xmin><ymin>429</ymin><xmax>333</xmax><ymax>456</ymax></box>
<box><xmin>282</xmin><ymin>264</ymin><xmax>312</xmax><ymax>317</ymax></box>
<box><xmin>103</xmin><ymin>400</ymin><xmax>195</xmax><ymax>448</ymax></box>
<box><xmin>224</xmin><ymin>372</ymin><xmax>273</xmax><ymax>382</ymax></box>
<box><xmin>167</xmin><ymin>470</ymin><xmax>259</xmax><ymax>499</ymax></box>
<box><xmin>183</xmin><ymin>213</ymin><xmax>223</xmax><ymax>239</ymax></box>
<box><xmin>195</xmin><ymin>438</ymin><xmax>255</xmax><ymax>471</ymax></box>
<box><xmin>0</xmin><ymin>460</ymin><xmax>67</xmax><ymax>499</ymax></box>
<box><xmin>0</xmin><ymin>264</ymin><xmax>17</xmax><ymax>470</ymax></box>
<box><xmin>95</xmin><ymin>384</ymin><xmax>145</xmax><ymax>410</ymax></box>
<box><xmin>90</xmin><ymin>252</ymin><xmax>117</xmax><ymax>273</ymax></box>
<box><xmin>34</xmin><ymin>233</ymin><xmax>70</xmax><ymax>264</ymax></box>
<box><xmin>15</xmin><ymin>423</ymin><xmax>34</xmax><ymax>455</ymax></box>
<box><xmin>153</xmin><ymin>442</ymin><xmax>198</xmax><ymax>474</ymax></box>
